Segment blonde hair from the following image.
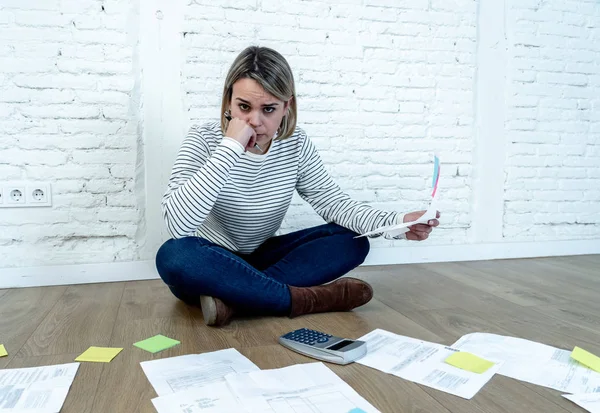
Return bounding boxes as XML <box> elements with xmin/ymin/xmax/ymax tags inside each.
<box><xmin>220</xmin><ymin>46</ymin><xmax>297</xmax><ymax>141</ymax></box>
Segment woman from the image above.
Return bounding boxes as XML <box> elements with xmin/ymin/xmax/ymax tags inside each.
<box><xmin>156</xmin><ymin>46</ymin><xmax>440</xmax><ymax>327</ymax></box>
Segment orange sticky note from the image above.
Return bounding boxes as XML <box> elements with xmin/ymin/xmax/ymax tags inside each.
<box><xmin>571</xmin><ymin>346</ymin><xmax>600</xmax><ymax>373</ymax></box>
<box><xmin>445</xmin><ymin>351</ymin><xmax>495</xmax><ymax>374</ymax></box>
<box><xmin>0</xmin><ymin>345</ymin><xmax>7</xmax><ymax>357</ymax></box>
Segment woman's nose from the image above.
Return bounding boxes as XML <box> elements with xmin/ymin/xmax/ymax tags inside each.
<box><xmin>247</xmin><ymin>111</ymin><xmax>261</xmax><ymax>128</ymax></box>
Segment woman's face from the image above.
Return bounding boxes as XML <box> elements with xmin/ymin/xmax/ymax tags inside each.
<box><xmin>229</xmin><ymin>78</ymin><xmax>290</xmax><ymax>147</ymax></box>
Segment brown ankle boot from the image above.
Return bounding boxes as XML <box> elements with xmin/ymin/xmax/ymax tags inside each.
<box><xmin>288</xmin><ymin>277</ymin><xmax>373</xmax><ymax>318</ymax></box>
<box><xmin>200</xmin><ymin>296</ymin><xmax>235</xmax><ymax>327</ymax></box>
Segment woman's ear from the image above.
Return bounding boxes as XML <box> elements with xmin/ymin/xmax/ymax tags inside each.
<box><xmin>284</xmin><ymin>96</ymin><xmax>293</xmax><ymax>113</ymax></box>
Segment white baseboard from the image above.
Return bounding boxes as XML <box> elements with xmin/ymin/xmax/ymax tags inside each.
<box><xmin>0</xmin><ymin>260</ymin><xmax>160</xmax><ymax>289</ymax></box>
<box><xmin>1</xmin><ymin>239</ymin><xmax>599</xmax><ymax>289</ymax></box>
<box><xmin>362</xmin><ymin>239</ymin><xmax>600</xmax><ymax>265</ymax></box>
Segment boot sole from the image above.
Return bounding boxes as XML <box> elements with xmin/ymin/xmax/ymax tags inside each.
<box><xmin>199</xmin><ymin>295</ymin><xmax>217</xmax><ymax>325</ymax></box>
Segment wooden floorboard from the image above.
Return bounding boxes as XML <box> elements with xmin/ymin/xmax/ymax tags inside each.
<box><xmin>0</xmin><ymin>286</ymin><xmax>67</xmax><ymax>368</ymax></box>
<box><xmin>0</xmin><ymin>254</ymin><xmax>598</xmax><ymax>413</ymax></box>
<box><xmin>424</xmin><ymin>261</ymin><xmax>571</xmax><ymax>307</ymax></box>
<box><xmin>17</xmin><ymin>283</ymin><xmax>124</xmax><ymax>357</ymax></box>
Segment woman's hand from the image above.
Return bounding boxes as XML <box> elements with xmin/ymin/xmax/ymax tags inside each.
<box><xmin>225</xmin><ymin>117</ymin><xmax>257</xmax><ymax>151</ymax></box>
<box><xmin>403</xmin><ymin>210</ymin><xmax>441</xmax><ymax>241</ymax></box>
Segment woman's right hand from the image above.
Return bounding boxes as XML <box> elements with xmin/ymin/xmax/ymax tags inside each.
<box><xmin>226</xmin><ymin>117</ymin><xmax>257</xmax><ymax>151</ymax></box>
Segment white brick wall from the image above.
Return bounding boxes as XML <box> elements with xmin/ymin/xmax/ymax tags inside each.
<box><xmin>0</xmin><ymin>0</ymin><xmax>142</xmax><ymax>267</ymax></box>
<box><xmin>0</xmin><ymin>0</ymin><xmax>598</xmax><ymax>270</ymax></box>
<box><xmin>504</xmin><ymin>0</ymin><xmax>600</xmax><ymax>241</ymax></box>
<box><xmin>182</xmin><ymin>0</ymin><xmax>478</xmax><ymax>248</ymax></box>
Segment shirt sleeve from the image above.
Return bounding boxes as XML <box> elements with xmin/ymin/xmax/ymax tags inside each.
<box><xmin>295</xmin><ymin>131</ymin><xmax>400</xmax><ymax>238</ymax></box>
<box><xmin>161</xmin><ymin>126</ymin><xmax>244</xmax><ymax>238</ymax></box>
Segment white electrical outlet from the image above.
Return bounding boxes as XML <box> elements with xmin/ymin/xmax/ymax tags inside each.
<box><xmin>0</xmin><ymin>182</ymin><xmax>52</xmax><ymax>208</ymax></box>
<box><xmin>26</xmin><ymin>183</ymin><xmax>52</xmax><ymax>206</ymax></box>
<box><xmin>6</xmin><ymin>186</ymin><xmax>26</xmax><ymax>206</ymax></box>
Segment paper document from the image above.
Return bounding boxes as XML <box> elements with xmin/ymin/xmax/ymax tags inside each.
<box><xmin>357</xmin><ymin>199</ymin><xmax>439</xmax><ymax>238</ymax></box>
<box><xmin>356</xmin><ymin>329</ymin><xmax>500</xmax><ymax>399</ymax></box>
<box><xmin>563</xmin><ymin>393</ymin><xmax>600</xmax><ymax>413</ymax></box>
<box><xmin>0</xmin><ymin>363</ymin><xmax>79</xmax><ymax>412</ymax></box>
<box><xmin>452</xmin><ymin>333</ymin><xmax>600</xmax><ymax>394</ymax></box>
<box><xmin>357</xmin><ymin>156</ymin><xmax>440</xmax><ymax>238</ymax></box>
<box><xmin>140</xmin><ymin>348</ymin><xmax>260</xmax><ymax>396</ymax></box>
<box><xmin>152</xmin><ymin>381</ymin><xmax>248</xmax><ymax>413</ymax></box>
<box><xmin>151</xmin><ymin>363</ymin><xmax>380</xmax><ymax>413</ymax></box>
<box><xmin>225</xmin><ymin>363</ymin><xmax>380</xmax><ymax>413</ymax></box>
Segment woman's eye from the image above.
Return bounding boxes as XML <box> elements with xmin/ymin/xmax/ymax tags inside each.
<box><xmin>239</xmin><ymin>104</ymin><xmax>250</xmax><ymax>111</ymax></box>
<box><xmin>264</xmin><ymin>107</ymin><xmax>275</xmax><ymax>114</ymax></box>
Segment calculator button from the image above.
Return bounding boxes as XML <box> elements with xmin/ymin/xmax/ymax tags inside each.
<box><xmin>282</xmin><ymin>328</ymin><xmax>331</xmax><ymax>346</ymax></box>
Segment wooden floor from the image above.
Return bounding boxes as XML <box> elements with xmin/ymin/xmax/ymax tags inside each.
<box><xmin>1</xmin><ymin>255</ymin><xmax>599</xmax><ymax>413</ymax></box>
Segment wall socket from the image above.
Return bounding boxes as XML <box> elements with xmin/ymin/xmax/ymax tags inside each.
<box><xmin>0</xmin><ymin>182</ymin><xmax>52</xmax><ymax>208</ymax></box>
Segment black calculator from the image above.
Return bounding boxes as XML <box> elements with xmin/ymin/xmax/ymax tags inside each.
<box><xmin>279</xmin><ymin>328</ymin><xmax>367</xmax><ymax>365</ymax></box>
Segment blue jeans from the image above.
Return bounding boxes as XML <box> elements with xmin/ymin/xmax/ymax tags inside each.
<box><xmin>155</xmin><ymin>223</ymin><xmax>370</xmax><ymax>315</ymax></box>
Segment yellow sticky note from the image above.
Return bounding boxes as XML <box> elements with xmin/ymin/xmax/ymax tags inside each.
<box><xmin>445</xmin><ymin>351</ymin><xmax>495</xmax><ymax>374</ymax></box>
<box><xmin>571</xmin><ymin>347</ymin><xmax>600</xmax><ymax>373</ymax></box>
<box><xmin>75</xmin><ymin>346</ymin><xmax>123</xmax><ymax>363</ymax></box>
<box><xmin>0</xmin><ymin>345</ymin><xmax>7</xmax><ymax>357</ymax></box>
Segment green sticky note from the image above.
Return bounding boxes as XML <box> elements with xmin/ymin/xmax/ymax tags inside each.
<box><xmin>445</xmin><ymin>351</ymin><xmax>495</xmax><ymax>374</ymax></box>
<box><xmin>133</xmin><ymin>334</ymin><xmax>180</xmax><ymax>353</ymax></box>
<box><xmin>571</xmin><ymin>346</ymin><xmax>600</xmax><ymax>373</ymax></box>
<box><xmin>0</xmin><ymin>344</ymin><xmax>7</xmax><ymax>358</ymax></box>
<box><xmin>75</xmin><ymin>346</ymin><xmax>123</xmax><ymax>363</ymax></box>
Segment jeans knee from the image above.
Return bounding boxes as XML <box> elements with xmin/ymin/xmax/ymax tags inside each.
<box><xmin>334</xmin><ymin>226</ymin><xmax>370</xmax><ymax>267</ymax></box>
<box><xmin>353</xmin><ymin>235</ymin><xmax>370</xmax><ymax>265</ymax></box>
<box><xmin>323</xmin><ymin>223</ymin><xmax>351</xmax><ymax>236</ymax></box>
<box><xmin>155</xmin><ymin>237</ymin><xmax>193</xmax><ymax>285</ymax></box>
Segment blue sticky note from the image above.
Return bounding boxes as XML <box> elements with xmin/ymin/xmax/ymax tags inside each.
<box><xmin>348</xmin><ymin>409</ymin><xmax>367</xmax><ymax>413</ymax></box>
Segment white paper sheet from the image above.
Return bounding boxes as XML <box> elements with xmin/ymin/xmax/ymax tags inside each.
<box><xmin>452</xmin><ymin>333</ymin><xmax>600</xmax><ymax>394</ymax></box>
<box><xmin>357</xmin><ymin>155</ymin><xmax>440</xmax><ymax>239</ymax></box>
<box><xmin>240</xmin><ymin>383</ymin><xmax>377</xmax><ymax>413</ymax></box>
<box><xmin>357</xmin><ymin>198</ymin><xmax>439</xmax><ymax>238</ymax></box>
<box><xmin>0</xmin><ymin>363</ymin><xmax>79</xmax><ymax>412</ymax></box>
<box><xmin>563</xmin><ymin>393</ymin><xmax>600</xmax><ymax>413</ymax></box>
<box><xmin>356</xmin><ymin>329</ymin><xmax>501</xmax><ymax>399</ymax></box>
<box><xmin>225</xmin><ymin>363</ymin><xmax>380</xmax><ymax>413</ymax></box>
<box><xmin>152</xmin><ymin>363</ymin><xmax>380</xmax><ymax>413</ymax></box>
<box><xmin>140</xmin><ymin>348</ymin><xmax>260</xmax><ymax>396</ymax></box>
<box><xmin>151</xmin><ymin>381</ymin><xmax>249</xmax><ymax>413</ymax></box>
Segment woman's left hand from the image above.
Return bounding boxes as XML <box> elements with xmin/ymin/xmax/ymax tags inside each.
<box><xmin>403</xmin><ymin>210</ymin><xmax>441</xmax><ymax>241</ymax></box>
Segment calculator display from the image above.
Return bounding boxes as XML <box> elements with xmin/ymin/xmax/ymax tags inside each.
<box><xmin>327</xmin><ymin>340</ymin><xmax>355</xmax><ymax>351</ymax></box>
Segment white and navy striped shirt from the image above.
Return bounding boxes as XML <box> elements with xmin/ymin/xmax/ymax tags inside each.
<box><xmin>161</xmin><ymin>121</ymin><xmax>400</xmax><ymax>254</ymax></box>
